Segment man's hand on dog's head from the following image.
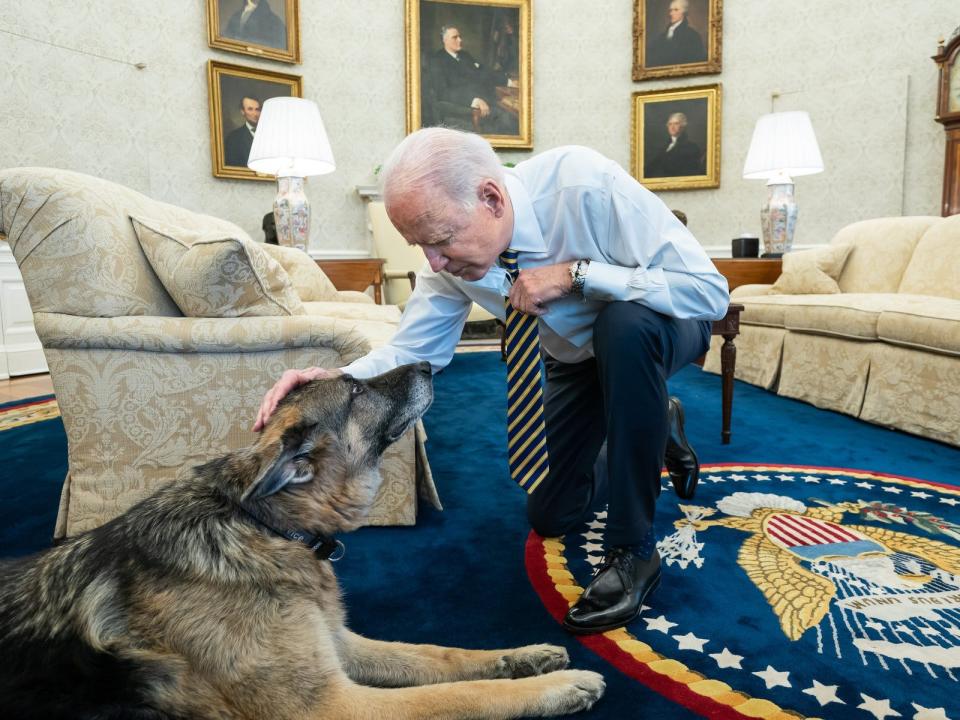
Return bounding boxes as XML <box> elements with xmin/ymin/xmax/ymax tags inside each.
<box><xmin>253</xmin><ymin>367</ymin><xmax>344</xmax><ymax>432</ymax></box>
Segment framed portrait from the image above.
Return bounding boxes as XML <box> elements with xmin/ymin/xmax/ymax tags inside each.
<box><xmin>633</xmin><ymin>0</ymin><xmax>722</xmax><ymax>80</ymax></box>
<box><xmin>631</xmin><ymin>83</ymin><xmax>721</xmax><ymax>191</ymax></box>
<box><xmin>207</xmin><ymin>61</ymin><xmax>303</xmax><ymax>181</ymax></box>
<box><xmin>206</xmin><ymin>0</ymin><xmax>301</xmax><ymax>64</ymax></box>
<box><xmin>405</xmin><ymin>0</ymin><xmax>532</xmax><ymax>149</ymax></box>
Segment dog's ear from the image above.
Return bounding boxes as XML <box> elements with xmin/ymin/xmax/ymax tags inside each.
<box><xmin>243</xmin><ymin>424</ymin><xmax>321</xmax><ymax>501</ymax></box>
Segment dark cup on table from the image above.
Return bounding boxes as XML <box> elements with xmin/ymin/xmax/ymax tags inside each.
<box><xmin>731</xmin><ymin>235</ymin><xmax>759</xmax><ymax>258</ymax></box>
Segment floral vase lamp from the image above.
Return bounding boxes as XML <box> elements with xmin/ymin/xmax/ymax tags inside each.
<box><xmin>742</xmin><ymin>111</ymin><xmax>824</xmax><ymax>257</ymax></box>
<box><xmin>247</xmin><ymin>97</ymin><xmax>335</xmax><ymax>251</ymax></box>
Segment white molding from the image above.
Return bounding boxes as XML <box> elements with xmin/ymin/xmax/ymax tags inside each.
<box><xmin>0</xmin><ymin>242</ymin><xmax>47</xmax><ymax>376</ymax></box>
<box><xmin>308</xmin><ymin>248</ymin><xmax>372</xmax><ymax>260</ymax></box>
<box><xmin>355</xmin><ymin>185</ymin><xmax>382</xmax><ymax>201</ymax></box>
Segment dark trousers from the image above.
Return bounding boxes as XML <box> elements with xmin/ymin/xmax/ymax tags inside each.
<box><xmin>527</xmin><ymin>302</ymin><xmax>711</xmax><ymax>546</ymax></box>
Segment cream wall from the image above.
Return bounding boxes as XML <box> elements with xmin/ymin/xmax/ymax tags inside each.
<box><xmin>0</xmin><ymin>1</ymin><xmax>951</xmax><ymax>256</ymax></box>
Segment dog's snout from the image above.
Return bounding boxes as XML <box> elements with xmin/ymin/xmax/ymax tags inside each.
<box><xmin>416</xmin><ymin>361</ymin><xmax>432</xmax><ymax>376</ymax></box>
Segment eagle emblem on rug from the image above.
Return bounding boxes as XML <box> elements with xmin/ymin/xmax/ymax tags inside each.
<box><xmin>665</xmin><ymin>494</ymin><xmax>960</xmax><ymax>653</ymax></box>
<box><xmin>527</xmin><ymin>465</ymin><xmax>960</xmax><ymax>719</ymax></box>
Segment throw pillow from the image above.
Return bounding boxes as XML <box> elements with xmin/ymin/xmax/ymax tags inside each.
<box><xmin>132</xmin><ymin>216</ymin><xmax>305</xmax><ymax>317</ymax></box>
<box><xmin>259</xmin><ymin>243</ymin><xmax>340</xmax><ymax>302</ymax></box>
<box><xmin>770</xmin><ymin>244</ymin><xmax>854</xmax><ymax>295</ymax></box>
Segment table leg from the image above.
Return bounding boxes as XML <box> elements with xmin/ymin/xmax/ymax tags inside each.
<box><xmin>720</xmin><ymin>332</ymin><xmax>737</xmax><ymax>444</ymax></box>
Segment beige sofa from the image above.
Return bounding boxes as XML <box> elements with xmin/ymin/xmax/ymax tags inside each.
<box><xmin>0</xmin><ymin>167</ymin><xmax>439</xmax><ymax>538</ymax></box>
<box><xmin>704</xmin><ymin>215</ymin><xmax>960</xmax><ymax>447</ymax></box>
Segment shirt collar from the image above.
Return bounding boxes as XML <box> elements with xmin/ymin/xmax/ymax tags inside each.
<box><xmin>504</xmin><ymin>172</ymin><xmax>546</xmax><ymax>254</ymax></box>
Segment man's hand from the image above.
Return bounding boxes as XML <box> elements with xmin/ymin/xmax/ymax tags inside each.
<box><xmin>252</xmin><ymin>367</ymin><xmax>344</xmax><ymax>432</ymax></box>
<box><xmin>508</xmin><ymin>263</ymin><xmax>574</xmax><ymax>316</ymax></box>
<box><xmin>474</xmin><ymin>97</ymin><xmax>491</xmax><ymax>118</ymax></box>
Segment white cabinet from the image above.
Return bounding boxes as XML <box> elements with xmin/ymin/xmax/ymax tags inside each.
<box><xmin>0</xmin><ymin>242</ymin><xmax>47</xmax><ymax>379</ymax></box>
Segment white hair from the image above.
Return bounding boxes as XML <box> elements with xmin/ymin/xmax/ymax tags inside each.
<box><xmin>670</xmin><ymin>0</ymin><xmax>690</xmax><ymax>13</ymax></box>
<box><xmin>667</xmin><ymin>112</ymin><xmax>688</xmax><ymax>128</ymax></box>
<box><xmin>380</xmin><ymin>127</ymin><xmax>504</xmax><ymax>212</ymax></box>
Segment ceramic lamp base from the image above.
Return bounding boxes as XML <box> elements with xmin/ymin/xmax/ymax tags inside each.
<box><xmin>274</xmin><ymin>176</ymin><xmax>309</xmax><ymax>251</ymax></box>
<box><xmin>760</xmin><ymin>180</ymin><xmax>798</xmax><ymax>256</ymax></box>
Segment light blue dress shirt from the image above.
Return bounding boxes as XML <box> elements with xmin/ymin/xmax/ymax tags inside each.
<box><xmin>341</xmin><ymin>146</ymin><xmax>729</xmax><ymax>377</ymax></box>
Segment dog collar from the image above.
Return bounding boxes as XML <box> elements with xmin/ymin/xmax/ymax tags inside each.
<box><xmin>238</xmin><ymin>502</ymin><xmax>345</xmax><ymax>561</ymax></box>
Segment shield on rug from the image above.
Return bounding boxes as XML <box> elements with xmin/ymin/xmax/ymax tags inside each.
<box><xmin>527</xmin><ymin>464</ymin><xmax>960</xmax><ymax>720</ymax></box>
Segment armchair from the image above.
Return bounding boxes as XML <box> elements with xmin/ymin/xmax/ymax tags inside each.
<box><xmin>0</xmin><ymin>167</ymin><xmax>438</xmax><ymax>539</ymax></box>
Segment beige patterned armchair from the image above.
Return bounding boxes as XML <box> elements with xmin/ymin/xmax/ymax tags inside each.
<box><xmin>0</xmin><ymin>167</ymin><xmax>438</xmax><ymax>539</ymax></box>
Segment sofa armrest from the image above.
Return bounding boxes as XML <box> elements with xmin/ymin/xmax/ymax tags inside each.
<box><xmin>33</xmin><ymin>312</ymin><xmax>371</xmax><ymax>358</ymax></box>
<box><xmin>731</xmin><ymin>283</ymin><xmax>775</xmax><ymax>299</ymax></box>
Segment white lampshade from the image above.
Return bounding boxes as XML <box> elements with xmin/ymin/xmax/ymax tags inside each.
<box><xmin>742</xmin><ymin>111</ymin><xmax>824</xmax><ymax>180</ymax></box>
<box><xmin>247</xmin><ymin>97</ymin><xmax>336</xmax><ymax>177</ymax></box>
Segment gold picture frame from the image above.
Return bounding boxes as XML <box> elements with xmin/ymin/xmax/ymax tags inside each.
<box><xmin>631</xmin><ymin>83</ymin><xmax>721</xmax><ymax>191</ymax></box>
<box><xmin>207</xmin><ymin>60</ymin><xmax>303</xmax><ymax>181</ymax></box>
<box><xmin>206</xmin><ymin>0</ymin><xmax>301</xmax><ymax>64</ymax></box>
<box><xmin>633</xmin><ymin>0</ymin><xmax>722</xmax><ymax>81</ymax></box>
<box><xmin>405</xmin><ymin>0</ymin><xmax>532</xmax><ymax>149</ymax></box>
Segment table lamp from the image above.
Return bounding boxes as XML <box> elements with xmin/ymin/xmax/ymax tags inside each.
<box><xmin>247</xmin><ymin>97</ymin><xmax>335</xmax><ymax>250</ymax></box>
<box><xmin>742</xmin><ymin>111</ymin><xmax>824</xmax><ymax>257</ymax></box>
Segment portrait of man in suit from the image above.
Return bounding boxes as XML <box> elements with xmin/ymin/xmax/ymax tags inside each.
<box><xmin>211</xmin><ymin>63</ymin><xmax>299</xmax><ymax>179</ymax></box>
<box><xmin>642</xmin><ymin>97</ymin><xmax>708</xmax><ymax>180</ymax></box>
<box><xmin>645</xmin><ymin>0</ymin><xmax>708</xmax><ymax>68</ymax></box>
<box><xmin>219</xmin><ymin>0</ymin><xmax>287</xmax><ymax>51</ymax></box>
<box><xmin>414</xmin><ymin>2</ymin><xmax>524</xmax><ymax>142</ymax></box>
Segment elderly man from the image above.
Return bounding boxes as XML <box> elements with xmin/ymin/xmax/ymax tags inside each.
<box><xmin>647</xmin><ymin>0</ymin><xmax>706</xmax><ymax>67</ymax></box>
<box><xmin>645</xmin><ymin>111</ymin><xmax>704</xmax><ymax>178</ymax></box>
<box><xmin>254</xmin><ymin>128</ymin><xmax>729</xmax><ymax>634</ymax></box>
<box><xmin>426</xmin><ymin>26</ymin><xmax>516</xmax><ymax>135</ymax></box>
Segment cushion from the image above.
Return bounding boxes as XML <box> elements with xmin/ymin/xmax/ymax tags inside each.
<box><xmin>259</xmin><ymin>243</ymin><xmax>340</xmax><ymax>302</ymax></box>
<box><xmin>877</xmin><ymin>296</ymin><xmax>960</xmax><ymax>356</ymax></box>
<box><xmin>897</xmin><ymin>214</ymin><xmax>960</xmax><ymax>300</ymax></box>
<box><xmin>781</xmin><ymin>293</ymin><xmax>920</xmax><ymax>340</ymax></box>
<box><xmin>132</xmin><ymin>216</ymin><xmax>304</xmax><ymax>318</ymax></box>
<box><xmin>302</xmin><ymin>301</ymin><xmax>402</xmax><ymax>323</ymax></box>
<box><xmin>831</xmin><ymin>216</ymin><xmax>938</xmax><ymax>294</ymax></box>
<box><xmin>770</xmin><ymin>244</ymin><xmax>853</xmax><ymax>295</ymax></box>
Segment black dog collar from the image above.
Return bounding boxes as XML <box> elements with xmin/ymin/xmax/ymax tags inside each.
<box><xmin>238</xmin><ymin>502</ymin><xmax>345</xmax><ymax>561</ymax></box>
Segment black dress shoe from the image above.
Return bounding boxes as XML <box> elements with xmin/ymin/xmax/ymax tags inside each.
<box><xmin>665</xmin><ymin>396</ymin><xmax>699</xmax><ymax>500</ymax></box>
<box><xmin>562</xmin><ymin>548</ymin><xmax>661</xmax><ymax>635</ymax></box>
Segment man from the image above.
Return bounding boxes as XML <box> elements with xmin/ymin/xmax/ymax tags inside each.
<box><xmin>224</xmin><ymin>96</ymin><xmax>261</xmax><ymax>168</ymax></box>
<box><xmin>224</xmin><ymin>0</ymin><xmax>286</xmax><ymax>50</ymax></box>
<box><xmin>254</xmin><ymin>128</ymin><xmax>729</xmax><ymax>635</ymax></box>
<box><xmin>647</xmin><ymin>0</ymin><xmax>706</xmax><ymax>67</ymax></box>
<box><xmin>644</xmin><ymin>112</ymin><xmax>704</xmax><ymax>178</ymax></box>
<box><xmin>426</xmin><ymin>26</ymin><xmax>516</xmax><ymax>135</ymax></box>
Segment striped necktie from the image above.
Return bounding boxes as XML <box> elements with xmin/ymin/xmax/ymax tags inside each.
<box><xmin>500</xmin><ymin>249</ymin><xmax>549</xmax><ymax>494</ymax></box>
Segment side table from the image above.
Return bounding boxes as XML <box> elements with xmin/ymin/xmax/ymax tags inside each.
<box><xmin>315</xmin><ymin>258</ymin><xmax>386</xmax><ymax>304</ymax></box>
<box><xmin>711</xmin><ymin>257</ymin><xmax>782</xmax><ymax>292</ymax></box>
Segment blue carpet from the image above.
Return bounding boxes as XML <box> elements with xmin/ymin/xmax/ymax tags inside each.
<box><xmin>2</xmin><ymin>357</ymin><xmax>959</xmax><ymax>719</ymax></box>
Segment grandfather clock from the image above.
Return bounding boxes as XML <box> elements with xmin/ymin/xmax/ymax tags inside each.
<box><xmin>934</xmin><ymin>28</ymin><xmax>960</xmax><ymax>216</ymax></box>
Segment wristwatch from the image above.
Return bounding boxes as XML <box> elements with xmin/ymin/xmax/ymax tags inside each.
<box><xmin>568</xmin><ymin>259</ymin><xmax>590</xmax><ymax>296</ymax></box>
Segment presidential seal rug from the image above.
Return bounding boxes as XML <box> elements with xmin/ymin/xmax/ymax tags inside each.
<box><xmin>528</xmin><ymin>464</ymin><xmax>960</xmax><ymax>720</ymax></box>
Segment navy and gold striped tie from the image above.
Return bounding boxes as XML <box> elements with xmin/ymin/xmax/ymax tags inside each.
<box><xmin>500</xmin><ymin>249</ymin><xmax>549</xmax><ymax>494</ymax></box>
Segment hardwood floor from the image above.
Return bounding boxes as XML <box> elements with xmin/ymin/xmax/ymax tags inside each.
<box><xmin>0</xmin><ymin>373</ymin><xmax>55</xmax><ymax>403</ymax></box>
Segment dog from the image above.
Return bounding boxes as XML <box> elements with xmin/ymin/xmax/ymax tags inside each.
<box><xmin>0</xmin><ymin>362</ymin><xmax>605</xmax><ymax>719</ymax></box>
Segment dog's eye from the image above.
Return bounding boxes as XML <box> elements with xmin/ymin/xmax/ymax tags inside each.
<box><xmin>351</xmin><ymin>382</ymin><xmax>364</xmax><ymax>396</ymax></box>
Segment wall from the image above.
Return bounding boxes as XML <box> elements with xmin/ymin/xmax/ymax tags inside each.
<box><xmin>0</xmin><ymin>1</ymin><xmax>952</xmax><ymax>256</ymax></box>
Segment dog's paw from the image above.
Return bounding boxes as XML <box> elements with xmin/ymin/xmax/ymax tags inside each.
<box><xmin>496</xmin><ymin>644</ymin><xmax>569</xmax><ymax>678</ymax></box>
<box><xmin>538</xmin><ymin>670</ymin><xmax>606</xmax><ymax>715</ymax></box>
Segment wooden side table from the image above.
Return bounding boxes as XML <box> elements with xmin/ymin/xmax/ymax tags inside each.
<box><xmin>713</xmin><ymin>304</ymin><xmax>744</xmax><ymax>445</ymax></box>
<box><xmin>315</xmin><ymin>258</ymin><xmax>386</xmax><ymax>304</ymax></box>
<box><xmin>711</xmin><ymin>258</ymin><xmax>782</xmax><ymax>292</ymax></box>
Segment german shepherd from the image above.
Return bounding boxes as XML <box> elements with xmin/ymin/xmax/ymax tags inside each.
<box><xmin>0</xmin><ymin>362</ymin><xmax>605</xmax><ymax>719</ymax></box>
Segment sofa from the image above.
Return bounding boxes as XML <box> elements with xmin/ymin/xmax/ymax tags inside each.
<box><xmin>704</xmin><ymin>215</ymin><xmax>960</xmax><ymax>447</ymax></box>
<box><xmin>0</xmin><ymin>167</ymin><xmax>440</xmax><ymax>539</ymax></box>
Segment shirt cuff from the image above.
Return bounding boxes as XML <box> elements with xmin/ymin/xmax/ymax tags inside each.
<box><xmin>583</xmin><ymin>262</ymin><xmax>634</xmax><ymax>301</ymax></box>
